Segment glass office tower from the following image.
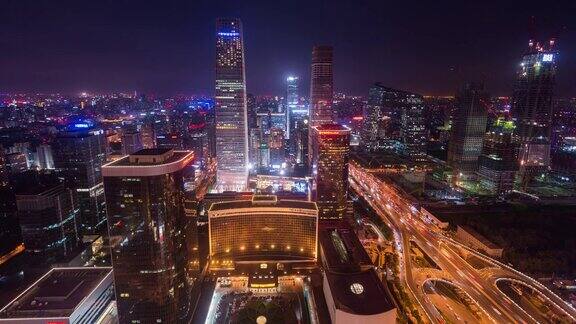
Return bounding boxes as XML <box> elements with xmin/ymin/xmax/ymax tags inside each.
<box><xmin>52</xmin><ymin>122</ymin><xmax>107</xmax><ymax>236</ymax></box>
<box><xmin>309</xmin><ymin>46</ymin><xmax>334</xmax><ymax>127</ymax></box>
<box><xmin>362</xmin><ymin>84</ymin><xmax>385</xmax><ymax>150</ymax></box>
<box><xmin>447</xmin><ymin>83</ymin><xmax>488</xmax><ymax>179</ymax></box>
<box><xmin>308</xmin><ymin>46</ymin><xmax>334</xmax><ymax>167</ymax></box>
<box><xmin>103</xmin><ymin>149</ymin><xmax>199</xmax><ymax>323</ymax></box>
<box><xmin>512</xmin><ymin>39</ymin><xmax>557</xmax><ymax>188</ymax></box>
<box><xmin>16</xmin><ymin>183</ymin><xmax>79</xmax><ymax>263</ymax></box>
<box><xmin>286</xmin><ymin>76</ymin><xmax>299</xmax><ymax>140</ymax></box>
<box><xmin>478</xmin><ymin>119</ymin><xmax>520</xmax><ymax>195</ymax></box>
<box><xmin>214</xmin><ymin>18</ymin><xmax>249</xmax><ymax>191</ymax></box>
<box><xmin>310</xmin><ymin>124</ymin><xmax>350</xmax><ymax>220</ymax></box>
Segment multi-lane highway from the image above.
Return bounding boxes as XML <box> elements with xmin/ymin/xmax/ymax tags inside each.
<box><xmin>349</xmin><ymin>162</ymin><xmax>576</xmax><ymax>323</ymax></box>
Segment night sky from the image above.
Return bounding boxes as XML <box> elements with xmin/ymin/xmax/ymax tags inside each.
<box><xmin>2</xmin><ymin>0</ymin><xmax>575</xmax><ymax>97</ymax></box>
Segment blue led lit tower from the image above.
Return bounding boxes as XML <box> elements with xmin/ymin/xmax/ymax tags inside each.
<box><xmin>52</xmin><ymin>120</ymin><xmax>107</xmax><ymax>236</ymax></box>
<box><xmin>286</xmin><ymin>76</ymin><xmax>299</xmax><ymax>140</ymax></box>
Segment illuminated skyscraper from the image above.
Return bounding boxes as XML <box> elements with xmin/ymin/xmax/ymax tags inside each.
<box><xmin>400</xmin><ymin>93</ymin><xmax>427</xmax><ymax>161</ymax></box>
<box><xmin>269</xmin><ymin>127</ymin><xmax>285</xmax><ymax>167</ymax></box>
<box><xmin>287</xmin><ymin>76</ymin><xmax>309</xmax><ymax>165</ymax></box>
<box><xmin>362</xmin><ymin>84</ymin><xmax>427</xmax><ymax>159</ymax></box>
<box><xmin>102</xmin><ymin>149</ymin><xmax>199</xmax><ymax>323</ymax></box>
<box><xmin>447</xmin><ymin>83</ymin><xmax>488</xmax><ymax>179</ymax></box>
<box><xmin>140</xmin><ymin>122</ymin><xmax>156</xmax><ymax>149</ymax></box>
<box><xmin>286</xmin><ymin>76</ymin><xmax>299</xmax><ymax>140</ymax></box>
<box><xmin>36</xmin><ymin>144</ymin><xmax>54</xmax><ymax>170</ymax></box>
<box><xmin>249</xmin><ymin>127</ymin><xmax>262</xmax><ymax>168</ymax></box>
<box><xmin>16</xmin><ymin>183</ymin><xmax>79</xmax><ymax>263</ymax></box>
<box><xmin>362</xmin><ymin>84</ymin><xmax>385</xmax><ymax>150</ymax></box>
<box><xmin>309</xmin><ymin>46</ymin><xmax>334</xmax><ymax>128</ymax></box>
<box><xmin>310</xmin><ymin>124</ymin><xmax>350</xmax><ymax>219</ymax></box>
<box><xmin>121</xmin><ymin>128</ymin><xmax>143</xmax><ymax>155</ymax></box>
<box><xmin>309</xmin><ymin>46</ymin><xmax>334</xmax><ymax>167</ymax></box>
<box><xmin>215</xmin><ymin>18</ymin><xmax>249</xmax><ymax>191</ymax></box>
<box><xmin>52</xmin><ymin>122</ymin><xmax>107</xmax><ymax>235</ymax></box>
<box><xmin>478</xmin><ymin>119</ymin><xmax>520</xmax><ymax>195</ymax></box>
<box><xmin>512</xmin><ymin>39</ymin><xmax>557</xmax><ymax>187</ymax></box>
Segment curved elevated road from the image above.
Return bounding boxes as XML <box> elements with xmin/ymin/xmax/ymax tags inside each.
<box><xmin>349</xmin><ymin>162</ymin><xmax>576</xmax><ymax>323</ymax></box>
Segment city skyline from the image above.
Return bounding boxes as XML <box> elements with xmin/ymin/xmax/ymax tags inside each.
<box><xmin>2</xmin><ymin>4</ymin><xmax>576</xmax><ymax>324</ymax></box>
<box><xmin>1</xmin><ymin>1</ymin><xmax>575</xmax><ymax>96</ymax></box>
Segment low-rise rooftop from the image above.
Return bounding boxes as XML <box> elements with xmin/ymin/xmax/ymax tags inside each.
<box><xmin>319</xmin><ymin>222</ymin><xmax>372</xmax><ymax>272</ymax></box>
<box><xmin>102</xmin><ymin>149</ymin><xmax>193</xmax><ymax>169</ymax></box>
<box><xmin>209</xmin><ymin>195</ymin><xmax>317</xmax><ymax>213</ymax></box>
<box><xmin>0</xmin><ymin>267</ymin><xmax>112</xmax><ymax>319</ymax></box>
<box><xmin>324</xmin><ymin>269</ymin><xmax>395</xmax><ymax>315</ymax></box>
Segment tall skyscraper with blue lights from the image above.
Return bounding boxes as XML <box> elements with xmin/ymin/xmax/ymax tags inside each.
<box><xmin>52</xmin><ymin>121</ymin><xmax>107</xmax><ymax>236</ymax></box>
<box><xmin>286</xmin><ymin>76</ymin><xmax>299</xmax><ymax>140</ymax></box>
<box><xmin>214</xmin><ymin>18</ymin><xmax>249</xmax><ymax>191</ymax></box>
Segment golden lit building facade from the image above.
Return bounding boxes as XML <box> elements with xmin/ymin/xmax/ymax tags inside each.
<box><xmin>310</xmin><ymin>124</ymin><xmax>351</xmax><ymax>219</ymax></box>
<box><xmin>208</xmin><ymin>195</ymin><xmax>318</xmax><ymax>265</ymax></box>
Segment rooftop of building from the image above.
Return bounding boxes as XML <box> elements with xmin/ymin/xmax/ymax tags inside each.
<box><xmin>319</xmin><ymin>221</ymin><xmax>395</xmax><ymax>315</ymax></box>
<box><xmin>203</xmin><ymin>192</ymin><xmax>254</xmax><ymax>200</ymax></box>
<box><xmin>15</xmin><ymin>182</ymin><xmax>65</xmax><ymax>197</ymax></box>
<box><xmin>254</xmin><ymin>168</ymin><xmax>309</xmax><ymax>178</ymax></box>
<box><xmin>209</xmin><ymin>195</ymin><xmax>317</xmax><ymax>213</ymax></box>
<box><xmin>130</xmin><ymin>148</ymin><xmax>172</xmax><ymax>156</ymax></box>
<box><xmin>103</xmin><ymin>148</ymin><xmax>191</xmax><ymax>167</ymax></box>
<box><xmin>351</xmin><ymin>151</ymin><xmax>412</xmax><ymax>169</ymax></box>
<box><xmin>372</xmin><ymin>83</ymin><xmax>423</xmax><ymax>98</ymax></box>
<box><xmin>324</xmin><ymin>268</ymin><xmax>395</xmax><ymax>315</ymax></box>
<box><xmin>318</xmin><ymin>222</ymin><xmax>372</xmax><ymax>272</ymax></box>
<box><xmin>312</xmin><ymin>124</ymin><xmax>350</xmax><ymax>132</ymax></box>
<box><xmin>0</xmin><ymin>267</ymin><xmax>112</xmax><ymax>319</ymax></box>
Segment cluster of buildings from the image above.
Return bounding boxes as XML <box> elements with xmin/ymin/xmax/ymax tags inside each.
<box><xmin>0</xmin><ymin>17</ymin><xmax>394</xmax><ymax>324</ymax></box>
<box><xmin>0</xmin><ymin>14</ymin><xmax>572</xmax><ymax>324</ymax></box>
<box><xmin>360</xmin><ymin>38</ymin><xmax>561</xmax><ymax>196</ymax></box>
